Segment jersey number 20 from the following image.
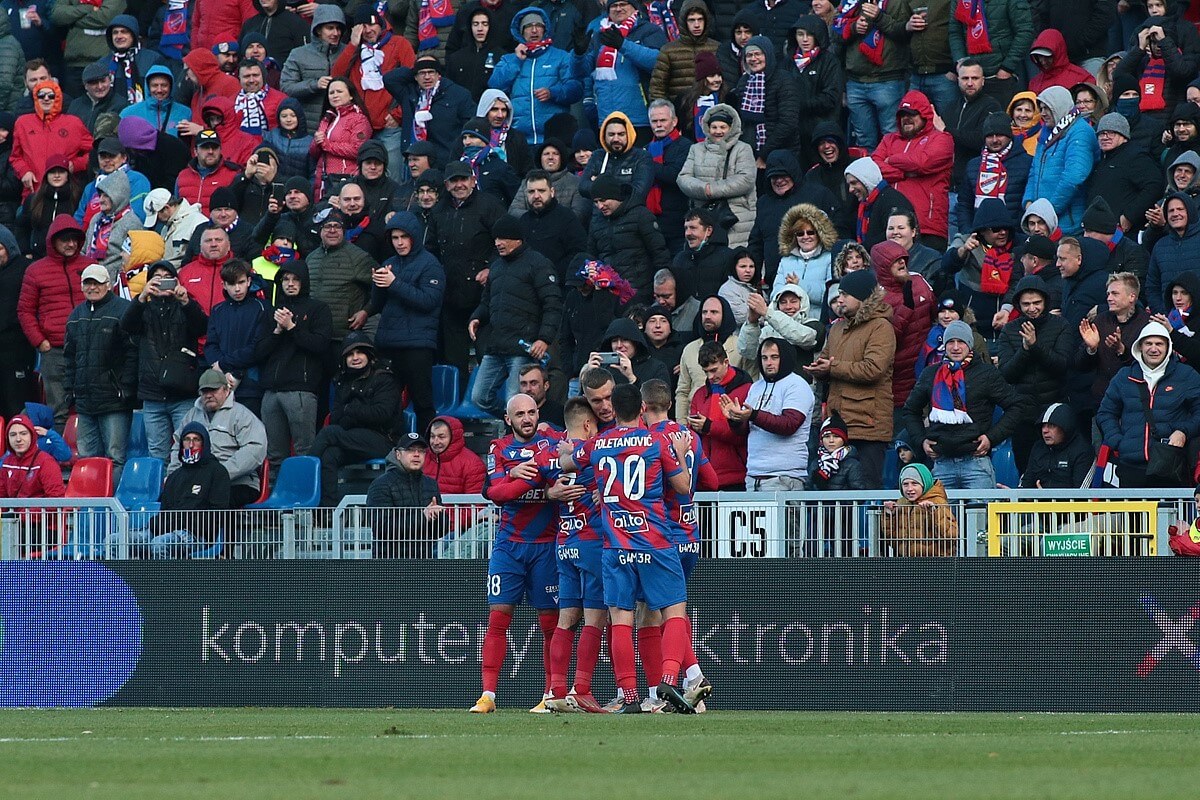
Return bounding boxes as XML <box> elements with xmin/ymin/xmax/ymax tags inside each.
<box><xmin>599</xmin><ymin>455</ymin><xmax>646</xmax><ymax>503</ymax></box>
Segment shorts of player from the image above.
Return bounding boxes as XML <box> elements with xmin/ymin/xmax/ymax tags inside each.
<box><xmin>603</xmin><ymin>546</ymin><xmax>687</xmax><ymax>612</ymax></box>
<box><xmin>557</xmin><ymin>538</ymin><xmax>605</xmax><ymax>610</ymax></box>
<box><xmin>487</xmin><ymin>539</ymin><xmax>558</xmax><ymax>609</ymax></box>
<box><xmin>677</xmin><ymin>540</ymin><xmax>700</xmax><ymax>579</ymax></box>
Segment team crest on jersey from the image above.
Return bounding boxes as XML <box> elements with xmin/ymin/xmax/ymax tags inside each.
<box><xmin>609</xmin><ymin>508</ymin><xmax>649</xmax><ymax>534</ymax></box>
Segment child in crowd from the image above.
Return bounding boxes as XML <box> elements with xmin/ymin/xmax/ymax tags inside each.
<box><xmin>808</xmin><ymin>411</ymin><xmax>867</xmax><ymax>490</ymax></box>
<box><xmin>719</xmin><ymin>247</ymin><xmax>761</xmax><ymax>326</ymax></box>
<box><xmin>917</xmin><ymin>290</ymin><xmax>989</xmax><ymax>380</ymax></box>
<box><xmin>881</xmin><ymin>463</ymin><xmax>959</xmax><ymax>557</ymax></box>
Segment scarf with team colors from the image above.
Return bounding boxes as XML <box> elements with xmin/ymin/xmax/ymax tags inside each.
<box><xmin>974</xmin><ymin>140</ymin><xmax>1010</xmax><ymax>206</ymax></box>
<box><xmin>954</xmin><ymin>0</ymin><xmax>993</xmax><ymax>55</ymax></box>
<box><xmin>793</xmin><ymin>47</ymin><xmax>820</xmax><ymax>72</ymax></box>
<box><xmin>1140</xmin><ymin>57</ymin><xmax>1167</xmax><ymax>112</ymax></box>
<box><xmin>418</xmin><ymin>0</ymin><xmax>455</xmax><ymax>51</ymax></box>
<box><xmin>833</xmin><ymin>0</ymin><xmax>889</xmax><ymax>66</ymax></box>
<box><xmin>930</xmin><ymin>353</ymin><xmax>974</xmax><ymax>425</ymax></box>
<box><xmin>596</xmin><ymin>14</ymin><xmax>638</xmax><ymax>81</ymax></box>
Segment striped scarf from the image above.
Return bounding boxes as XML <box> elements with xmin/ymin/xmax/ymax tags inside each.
<box><xmin>646</xmin><ymin>0</ymin><xmax>679</xmax><ymax>41</ymax></box>
<box><xmin>953</xmin><ymin>0</ymin><xmax>992</xmax><ymax>55</ymax></box>
<box><xmin>739</xmin><ymin>72</ymin><xmax>766</xmax><ymax>150</ymax></box>
<box><xmin>235</xmin><ymin>89</ymin><xmax>269</xmax><ymax>135</ymax></box>
<box><xmin>930</xmin><ymin>354</ymin><xmax>974</xmax><ymax>425</ymax></box>
<box><xmin>974</xmin><ymin>141</ymin><xmax>1010</xmax><ymax>206</ymax></box>
<box><xmin>1140</xmin><ymin>57</ymin><xmax>1167</xmax><ymax>112</ymax></box>
<box><xmin>418</xmin><ymin>0</ymin><xmax>455</xmax><ymax>51</ymax></box>
<box><xmin>160</xmin><ymin>0</ymin><xmax>189</xmax><ymax>60</ymax></box>
<box><xmin>793</xmin><ymin>47</ymin><xmax>820</xmax><ymax>72</ymax></box>
<box><xmin>596</xmin><ymin>15</ymin><xmax>638</xmax><ymax>81</ymax></box>
<box><xmin>833</xmin><ymin>0</ymin><xmax>889</xmax><ymax>65</ymax></box>
<box><xmin>112</xmin><ymin>46</ymin><xmax>144</xmax><ymax>103</ymax></box>
<box><xmin>413</xmin><ymin>82</ymin><xmax>437</xmax><ymax>140</ymax></box>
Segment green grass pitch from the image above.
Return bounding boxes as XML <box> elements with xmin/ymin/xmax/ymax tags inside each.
<box><xmin>1</xmin><ymin>709</ymin><xmax>1198</xmax><ymax>799</ymax></box>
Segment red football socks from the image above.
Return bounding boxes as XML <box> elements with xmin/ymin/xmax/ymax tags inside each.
<box><xmin>480</xmin><ymin>609</ymin><xmax>512</xmax><ymax>694</ymax></box>
<box><xmin>637</xmin><ymin>625</ymin><xmax>662</xmax><ymax>690</ymax></box>
<box><xmin>573</xmin><ymin>624</ymin><xmax>603</xmax><ymax>696</ymax></box>
<box><xmin>660</xmin><ymin>616</ymin><xmax>691</xmax><ymax>686</ymax></box>
<box><xmin>610</xmin><ymin>623</ymin><xmax>638</xmax><ymax>701</ymax></box>
<box><xmin>538</xmin><ymin>611</ymin><xmax>558</xmax><ymax>695</ymax></box>
<box><xmin>549</xmin><ymin>625</ymin><xmax>574</xmax><ymax>700</ymax></box>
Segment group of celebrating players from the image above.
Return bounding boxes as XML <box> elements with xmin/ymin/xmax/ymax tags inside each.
<box><xmin>470</xmin><ymin>366</ymin><xmax>718</xmax><ymax>714</ymax></box>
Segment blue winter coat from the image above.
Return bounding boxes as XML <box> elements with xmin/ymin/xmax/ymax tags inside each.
<box><xmin>1097</xmin><ymin>355</ymin><xmax>1200</xmax><ymax>467</ymax></box>
<box><xmin>487</xmin><ymin>7</ymin><xmax>582</xmax><ymax>143</ymax></box>
<box><xmin>1146</xmin><ymin>192</ymin><xmax>1200</xmax><ymax>310</ymax></box>
<box><xmin>119</xmin><ymin>65</ymin><xmax>192</xmax><ymax>136</ymax></box>
<box><xmin>74</xmin><ymin>165</ymin><xmax>151</xmax><ymax>225</ymax></box>
<box><xmin>581</xmin><ymin>14</ymin><xmax>667</xmax><ymax>127</ymax></box>
<box><xmin>260</xmin><ymin>97</ymin><xmax>314</xmax><ymax>181</ymax></box>
<box><xmin>1022</xmin><ymin>118</ymin><xmax>1099</xmax><ymax>235</ymax></box>
<box><xmin>369</xmin><ymin>213</ymin><xmax>446</xmax><ymax>352</ymax></box>
<box><xmin>205</xmin><ymin>292</ymin><xmax>272</xmax><ymax>400</ymax></box>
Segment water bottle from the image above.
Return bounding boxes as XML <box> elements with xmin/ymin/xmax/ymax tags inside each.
<box><xmin>518</xmin><ymin>338</ymin><xmax>550</xmax><ymax>368</ymax></box>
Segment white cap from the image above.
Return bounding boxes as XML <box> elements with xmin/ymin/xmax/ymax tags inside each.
<box><xmin>143</xmin><ymin>188</ymin><xmax>172</xmax><ymax>227</ymax></box>
<box><xmin>80</xmin><ymin>264</ymin><xmax>110</xmax><ymax>286</ymax></box>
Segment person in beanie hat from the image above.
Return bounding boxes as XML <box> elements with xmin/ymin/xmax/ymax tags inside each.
<box><xmin>1078</xmin><ymin>196</ymin><xmax>1152</xmax><ymax>290</ymax></box>
<box><xmin>675</xmin><ymin>50</ymin><xmax>727</xmax><ymax>143</ymax></box>
<box><xmin>844</xmin><ymin>156</ymin><xmax>914</xmax><ymax>250</ymax></box>
<box><xmin>808</xmin><ymin>410</ymin><xmax>867</xmax><ymax>491</ymax></box>
<box><xmin>955</xmin><ymin>111</ymin><xmax>1033</xmax><ymax>233</ymax></box>
<box><xmin>881</xmin><ymin>462</ymin><xmax>958</xmax><ymax>557</ymax></box>
<box><xmin>586</xmin><ymin>169</ymin><xmax>669</xmax><ymax>303</ymax></box>
<box><xmin>1086</xmin><ymin>115</ymin><xmax>1162</xmax><ymax>238</ymax></box>
<box><xmin>918</xmin><ymin>288</ymin><xmax>990</xmax><ymax>381</ymax></box>
<box><xmin>458</xmin><ymin>115</ymin><xmax>519</xmax><ymax>204</ymax></box>
<box><xmin>806</xmin><ymin>267</ymin><xmax>894</xmax><ymax>487</ymax></box>
<box><xmin>381</xmin><ymin>52</ymin><xmax>475</xmax><ymax>168</ymax></box>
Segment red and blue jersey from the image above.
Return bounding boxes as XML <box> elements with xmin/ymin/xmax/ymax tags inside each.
<box><xmin>572</xmin><ymin>425</ymin><xmax>682</xmax><ymax>551</ymax></box>
<box><xmin>650</xmin><ymin>419</ymin><xmax>705</xmax><ymax>544</ymax></box>
<box><xmin>484</xmin><ymin>431</ymin><xmax>561</xmax><ymax>545</ymax></box>
<box><xmin>527</xmin><ymin>441</ymin><xmax>603</xmax><ymax>545</ymax></box>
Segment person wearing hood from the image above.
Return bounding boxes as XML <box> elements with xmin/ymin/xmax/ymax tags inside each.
<box><xmin>178</xmin><ymin>49</ymin><xmax>242</xmax><ymax>128</ymax></box>
<box><xmin>879</xmin><ymin>463</ymin><xmax>958</xmax><ymax>557</ymax></box>
<box><xmin>1023</xmin><ymin>86</ymin><xmax>1100</xmax><ymax>235</ymax></box>
<box><xmin>509</xmin><ymin>139</ymin><xmax>590</xmax><ymax>223</ymax></box>
<box><xmin>994</xmin><ymin>275</ymin><xmax>1075</xmax><ymax>470</ymax></box>
<box><xmin>99</xmin><ymin>15</ymin><xmax>164</xmax><ymax>105</ymax></box>
<box><xmin>384</xmin><ymin>54</ymin><xmax>477</xmax><ymax>168</ymax></box>
<box><xmin>356</xmin><ymin>139</ymin><xmax>405</xmax><ymax>219</ymax></box>
<box><xmin>902</xmin><ymin>318</ymin><xmax>1026</xmax><ymax>489</ymax></box>
<box><xmin>366</xmin><ymin>432</ymin><xmax>445</xmax><ymax>558</ymax></box>
<box><xmin>253</xmin><ymin>255</ymin><xmax>331</xmax><ymax>479</ymax></box>
<box><xmin>1007</xmin><ymin>91</ymin><xmax>1043</xmax><ymax>157</ymax></box>
<box><xmin>331</xmin><ymin>5</ymin><xmax>416</xmax><ymax>179</ymax></box>
<box><xmin>1147</xmin><ymin>191</ymin><xmax>1200</xmax><ymax>304</ymax></box>
<box><xmin>1073</xmin><ymin>80</ymin><xmax>1110</xmax><ymax>127</ymax></box>
<box><xmin>311</xmin><ymin>332</ymin><xmax>401</xmax><ymax>506</ymax></box>
<box><xmin>488</xmin><ymin>8</ymin><xmax>581</xmax><ymax>144</ymax></box>
<box><xmin>10</xmin><ymin>80</ymin><xmax>92</xmax><ymax>199</ymax></box>
<box><xmin>751</xmin><ymin>148</ymin><xmax>840</xmax><ymax>280</ymax></box>
<box><xmin>872</xmin><ymin>239</ymin><xmax>935</xmax><ymax>411</ymax></box>
<box><xmin>844</xmin><ymin>155</ymin><xmax>915</xmax><ymax>250</ymax></box>
<box><xmin>578</xmin><ymin>110</ymin><xmax>653</xmax><ymax>209</ymax></box>
<box><xmin>786</xmin><ymin>14</ymin><xmax>844</xmax><ymax>168</ymax></box>
<box><xmin>1142</xmin><ymin>150</ymin><xmax>1200</xmax><ymax>252</ymax></box>
<box><xmin>802</xmin><ymin>122</ymin><xmax>856</xmax><ymax>238</ymax></box>
<box><xmin>1021</xmin><ymin>197</ymin><xmax>1062</xmax><ymax>241</ymax></box>
<box><xmin>16</xmin><ymin>157</ymin><xmax>81</xmax><ymax>262</ymax></box>
<box><xmin>18</xmin><ymin>215</ymin><xmax>92</xmax><ymax>430</ymax></box>
<box><xmin>258</xmin><ymin>98</ymin><xmax>313</xmax><ymax>182</ymax></box>
<box><xmin>0</xmin><ymin>223</ymin><xmax>34</xmax><ymax>418</ymax></box>
<box><xmin>76</xmin><ymin>137</ymin><xmax>150</xmax><ymax>228</ymax></box>
<box><xmin>514</xmin><ymin>168</ymin><xmax>587</xmax><ymax>280</ymax></box>
<box><xmin>1028</xmin><ymin>28</ymin><xmax>1097</xmax><ymax>95</ymax></box>
<box><xmin>369</xmin><ymin>212</ymin><xmax>445</xmax><ymax>432</ymax></box>
<box><xmin>63</xmin><ymin>262</ymin><xmax>137</xmax><ymax>482</ymax></box>
<box><xmin>728</xmin><ymin>35</ymin><xmax>800</xmax><ymax>167</ymax></box>
<box><xmin>281</xmin><ymin>4</ymin><xmax>350</xmax><ymax>133</ymax></box>
<box><xmin>673</xmin><ymin>293</ymin><xmax>747</xmax><ymax>422</ymax></box>
<box><xmin>444</xmin><ymin>6</ymin><xmax>509</xmax><ymax>101</ymax></box>
<box><xmin>69</xmin><ymin>59</ymin><xmax>129</xmax><ymax>131</ymax></box>
<box><xmin>1152</xmin><ymin>270</ymin><xmax>1200</xmax><ymax>366</ymax></box>
<box><xmin>456</xmin><ymin>115</ymin><xmax>520</xmax><ymax>205</ymax></box>
<box><xmin>468</xmin><ymin>214</ymin><xmax>561</xmax><ymax>416</ymax></box>
<box><xmin>423</xmin><ymin>414</ymin><xmax>485</xmax><ymax>495</ymax></box>
<box><xmin>836</xmin><ymin>0</ymin><xmax>909</xmax><ymax>150</ymax></box>
<box><xmin>118</xmin><ymin>65</ymin><xmax>191</xmax><ymax>138</ymax></box>
<box><xmin>590</xmin><ymin>316</ymin><xmax>672</xmax><ymax>388</ymax></box>
<box><xmin>19</xmin><ymin>401</ymin><xmax>69</xmax><ymax>463</ymax></box>
<box><xmin>677</xmin><ymin>103</ymin><xmax>756</xmax><ymax>248</ymax></box>
<box><xmin>144</xmin><ymin>421</ymin><xmax>231</xmax><ymax>559</ymax></box>
<box><xmin>738</xmin><ymin>282</ymin><xmax>823</xmax><ymax>376</ymax></box>
<box><xmin>872</xmin><ymin>89</ymin><xmax>955</xmax><ymax>249</ymax></box>
<box><xmin>579</xmin><ymin>0</ymin><xmax>667</xmax><ymax>132</ymax></box>
<box><xmin>648</xmin><ymin>0</ymin><xmax>718</xmax><ymax>102</ymax></box>
<box><xmin>1159</xmin><ymin>100</ymin><xmax>1200</xmax><ymax>167</ymax></box>
<box><xmin>1080</xmin><ymin>197</ymin><xmax>1151</xmax><ymax>292</ymax></box>
<box><xmin>806</xmin><ymin>269</ymin><xmax>895</xmax><ymax>487</ymax></box>
<box><xmin>1085</xmin><ymin>114</ymin><xmax>1163</xmax><ymax>238</ymax></box>
<box><xmin>684</xmin><ymin>339</ymin><xmax>752</xmax><ymax>489</ymax></box>
<box><xmin>1097</xmin><ymin>319</ymin><xmax>1200</xmax><ymax>487</ymax></box>
<box><xmin>1077</xmin><ymin>270</ymin><xmax>1153</xmax><ymax>414</ymax></box>
<box><xmin>80</xmin><ymin>168</ymin><xmax>138</xmax><ymax>280</ymax></box>
<box><xmin>0</xmin><ymin>414</ymin><xmax>63</xmax><ymax>499</ymax></box>
<box><xmin>239</xmin><ymin>0</ymin><xmax>310</xmax><ymax>63</ymax></box>
<box><xmin>771</xmin><ymin>203</ymin><xmax>838</xmax><ymax>320</ymax></box>
<box><xmin>1115</xmin><ymin>10</ymin><xmax>1200</xmax><ymax>119</ymax></box>
<box><xmin>1018</xmin><ymin>403</ymin><xmax>1094</xmax><ymax>489</ymax></box>
<box><xmin>943</xmin><ymin>198</ymin><xmax>1022</xmax><ymax>335</ymax></box>
<box><xmin>584</xmin><ymin>173</ymin><xmax>667</xmax><ymax>303</ymax></box>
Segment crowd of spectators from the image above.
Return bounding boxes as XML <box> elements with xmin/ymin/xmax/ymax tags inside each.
<box><xmin>3</xmin><ymin>0</ymin><xmax>1200</xmax><ymax>516</ymax></box>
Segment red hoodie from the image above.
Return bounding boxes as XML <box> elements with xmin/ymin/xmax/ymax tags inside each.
<box><xmin>192</xmin><ymin>0</ymin><xmax>257</xmax><ymax>52</ymax></box>
<box><xmin>422</xmin><ymin>415</ymin><xmax>486</xmax><ymax>494</ymax></box>
<box><xmin>871</xmin><ymin>240</ymin><xmax>935</xmax><ymax>409</ymax></box>
<box><xmin>872</xmin><ymin>90</ymin><xmax>956</xmax><ymax>240</ymax></box>
<box><xmin>201</xmin><ymin>95</ymin><xmax>262</xmax><ymax>167</ymax></box>
<box><xmin>17</xmin><ymin>215</ymin><xmax>90</xmax><ymax>349</ymax></box>
<box><xmin>10</xmin><ymin>81</ymin><xmax>93</xmax><ymax>198</ymax></box>
<box><xmin>0</xmin><ymin>415</ymin><xmax>64</xmax><ymax>499</ymax></box>
<box><xmin>688</xmin><ymin>365</ymin><xmax>752</xmax><ymax>488</ymax></box>
<box><xmin>1027</xmin><ymin>29</ymin><xmax>1096</xmax><ymax>96</ymax></box>
<box><xmin>183</xmin><ymin>50</ymin><xmax>242</xmax><ymax>123</ymax></box>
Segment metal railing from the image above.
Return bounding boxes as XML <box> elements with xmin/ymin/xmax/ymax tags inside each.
<box><xmin>0</xmin><ymin>489</ymin><xmax>1192</xmax><ymax>560</ymax></box>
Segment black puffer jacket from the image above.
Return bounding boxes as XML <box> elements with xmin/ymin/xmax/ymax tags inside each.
<box><xmin>672</xmin><ymin>224</ymin><xmax>735</xmax><ymax>301</ymax></box>
<box><xmin>585</xmin><ymin>191</ymin><xmax>670</xmax><ymax>304</ymax></box>
<box><xmin>1086</xmin><ymin>142</ymin><xmax>1164</xmax><ymax>235</ymax></box>
<box><xmin>601</xmin><ymin>317</ymin><xmax>672</xmax><ymax>387</ymax></box>
<box><xmin>803</xmin><ymin>121</ymin><xmax>857</xmax><ymax>238</ymax></box>
<box><xmin>807</xmin><ymin>445</ymin><xmax>869</xmax><ymax>491</ymax></box>
<box><xmin>428</xmin><ymin>189</ymin><xmax>506</xmax><ymax>314</ymax></box>
<box><xmin>63</xmin><ymin>292</ymin><xmax>138</xmax><ymax>416</ymax></box>
<box><xmin>120</xmin><ymin>263</ymin><xmax>209</xmax><ymax>403</ymax></box>
<box><xmin>559</xmin><ymin>280</ymin><xmax>621</xmax><ymax>376</ymax></box>
<box><xmin>155</xmin><ymin>423</ymin><xmax>230</xmax><ymax>533</ymax></box>
<box><xmin>994</xmin><ymin>276</ymin><xmax>1074</xmax><ymax>412</ymax></box>
<box><xmin>332</xmin><ymin>361</ymin><xmax>402</xmax><ymax>437</ymax></box>
<box><xmin>471</xmin><ymin>242</ymin><xmax>562</xmax><ymax>357</ymax></box>
<box><xmin>240</xmin><ymin>0</ymin><xmax>311</xmax><ymax>62</ymax></box>
<box><xmin>1018</xmin><ymin>403</ymin><xmax>1095</xmax><ymax>489</ymax></box>
<box><xmin>1162</xmin><ymin>270</ymin><xmax>1200</xmax><ymax>366</ymax></box>
<box><xmin>750</xmin><ymin>150</ymin><xmax>840</xmax><ymax>281</ymax></box>
<box><xmin>786</xmin><ymin>14</ymin><xmax>844</xmax><ymax>164</ymax></box>
<box><xmin>254</xmin><ymin>260</ymin><xmax>333</xmax><ymax>395</ymax></box>
<box><xmin>727</xmin><ymin>35</ymin><xmax>800</xmax><ymax>160</ymax></box>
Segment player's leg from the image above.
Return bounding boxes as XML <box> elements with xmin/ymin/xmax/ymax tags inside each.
<box><xmin>528</xmin><ymin>542</ymin><xmax>561</xmax><ymax>713</ymax></box>
<box><xmin>567</xmin><ymin>538</ymin><xmax>609</xmax><ymax>712</ymax></box>
<box><xmin>639</xmin><ymin>546</ymin><xmax>696</xmax><ymax>713</ymax></box>
<box><xmin>603</xmin><ymin>548</ymin><xmax>643</xmax><ymax>713</ymax></box>
<box><xmin>547</xmin><ymin>547</ymin><xmax>584</xmax><ymax>710</ymax></box>
<box><xmin>472</xmin><ymin>542</ymin><xmax>524</xmax><ymax>712</ymax></box>
<box><xmin>635</xmin><ymin>602</ymin><xmax>665</xmax><ymax>711</ymax></box>
<box><xmin>678</xmin><ymin>543</ymin><xmax>710</xmax><ymax>710</ymax></box>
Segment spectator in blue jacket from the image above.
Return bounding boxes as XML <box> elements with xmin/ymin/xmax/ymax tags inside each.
<box><xmin>581</xmin><ymin>0</ymin><xmax>667</xmax><ymax>135</ymax></box>
<box><xmin>488</xmin><ymin>7</ymin><xmax>582</xmax><ymax>145</ymax></box>
<box><xmin>384</xmin><ymin>55</ymin><xmax>477</xmax><ymax>169</ymax></box>
<box><xmin>1147</xmin><ymin>192</ymin><xmax>1200</xmax><ymax>311</ymax></box>
<box><xmin>260</xmin><ymin>98</ymin><xmax>313</xmax><ymax>182</ymax></box>
<box><xmin>204</xmin><ymin>259</ymin><xmax>271</xmax><ymax>419</ymax></box>
<box><xmin>1022</xmin><ymin>86</ymin><xmax>1100</xmax><ymax>236</ymax></box>
<box><xmin>1097</xmin><ymin>321</ymin><xmax>1200</xmax><ymax>488</ymax></box>
<box><xmin>956</xmin><ymin>112</ymin><xmax>1032</xmax><ymax>235</ymax></box>
<box><xmin>101</xmin><ymin>15</ymin><xmax>166</xmax><ymax>106</ymax></box>
<box><xmin>369</xmin><ymin>212</ymin><xmax>446</xmax><ymax>434</ymax></box>
<box><xmin>75</xmin><ymin>138</ymin><xmax>151</xmax><ymax>226</ymax></box>
<box><xmin>119</xmin><ymin>65</ymin><xmax>192</xmax><ymax>139</ymax></box>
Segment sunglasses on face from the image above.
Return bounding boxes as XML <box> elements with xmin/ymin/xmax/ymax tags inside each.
<box><xmin>36</xmin><ymin>92</ymin><xmax>54</xmax><ymax>100</ymax></box>
<box><xmin>795</xmin><ymin>229</ymin><xmax>817</xmax><ymax>237</ymax></box>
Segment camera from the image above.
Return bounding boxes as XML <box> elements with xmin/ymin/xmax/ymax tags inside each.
<box><xmin>597</xmin><ymin>352</ymin><xmax>621</xmax><ymax>367</ymax></box>
<box><xmin>158</xmin><ymin>277</ymin><xmax>178</xmax><ymax>291</ymax></box>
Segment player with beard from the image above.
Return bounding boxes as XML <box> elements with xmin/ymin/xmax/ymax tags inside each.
<box><xmin>580</xmin><ymin>366</ymin><xmax>618</xmax><ymax>432</ymax></box>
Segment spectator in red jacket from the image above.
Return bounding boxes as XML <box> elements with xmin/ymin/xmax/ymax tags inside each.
<box><xmin>175</xmin><ymin>130</ymin><xmax>242</xmax><ymax>215</ymax></box>
<box><xmin>17</xmin><ymin>215</ymin><xmax>89</xmax><ymax>431</ymax></box>
<box><xmin>311</xmin><ymin>77</ymin><xmax>373</xmax><ymax>199</ymax></box>
<box><xmin>871</xmin><ymin>240</ymin><xmax>935</xmax><ymax>413</ymax></box>
<box><xmin>180</xmin><ymin>49</ymin><xmax>243</xmax><ymax>132</ymax></box>
<box><xmin>10</xmin><ymin>81</ymin><xmax>93</xmax><ymax>199</ymax></box>
<box><xmin>199</xmin><ymin>95</ymin><xmax>261</xmax><ymax>167</ymax></box>
<box><xmin>686</xmin><ymin>339</ymin><xmax>752</xmax><ymax>490</ymax></box>
<box><xmin>1028</xmin><ymin>29</ymin><xmax>1096</xmax><ymax>97</ymax></box>
<box><xmin>180</xmin><ymin>227</ymin><xmax>235</xmax><ymax>316</ymax></box>
<box><xmin>423</xmin><ymin>414</ymin><xmax>485</xmax><ymax>494</ymax></box>
<box><xmin>871</xmin><ymin>90</ymin><xmax>955</xmax><ymax>252</ymax></box>
<box><xmin>0</xmin><ymin>414</ymin><xmax>64</xmax><ymax>499</ymax></box>
<box><xmin>234</xmin><ymin>58</ymin><xmax>287</xmax><ymax>137</ymax></box>
<box><xmin>193</xmin><ymin>0</ymin><xmax>258</xmax><ymax>55</ymax></box>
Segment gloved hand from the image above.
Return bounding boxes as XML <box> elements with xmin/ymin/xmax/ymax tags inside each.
<box><xmin>598</xmin><ymin>26</ymin><xmax>624</xmax><ymax>50</ymax></box>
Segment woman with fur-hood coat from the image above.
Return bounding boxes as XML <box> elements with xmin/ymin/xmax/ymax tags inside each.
<box><xmin>771</xmin><ymin>202</ymin><xmax>837</xmax><ymax>321</ymax></box>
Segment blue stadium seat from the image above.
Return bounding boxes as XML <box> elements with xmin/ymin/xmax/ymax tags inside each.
<box><xmin>882</xmin><ymin>447</ymin><xmax>900</xmax><ymax>489</ymax></box>
<box><xmin>442</xmin><ymin>367</ymin><xmax>499</xmax><ymax>420</ymax></box>
<box><xmin>432</xmin><ymin>364</ymin><xmax>461</xmax><ymax>415</ymax></box>
<box><xmin>403</xmin><ymin>408</ymin><xmax>417</xmax><ymax>434</ymax></box>
<box><xmin>127</xmin><ymin>410</ymin><xmax>149</xmax><ymax>459</ymax></box>
<box><xmin>247</xmin><ymin>456</ymin><xmax>321</xmax><ymax>510</ymax></box>
<box><xmin>116</xmin><ymin>457</ymin><xmax>163</xmax><ymax>509</ymax></box>
<box><xmin>992</xmin><ymin>440</ymin><xmax>1019</xmax><ymax>488</ymax></box>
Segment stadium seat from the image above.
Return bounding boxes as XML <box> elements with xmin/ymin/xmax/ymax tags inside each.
<box><xmin>62</xmin><ymin>413</ymin><xmax>79</xmax><ymax>467</ymax></box>
<box><xmin>252</xmin><ymin>460</ymin><xmax>271</xmax><ymax>505</ymax></box>
<box><xmin>992</xmin><ymin>441</ymin><xmax>1019</xmax><ymax>489</ymax></box>
<box><xmin>247</xmin><ymin>456</ymin><xmax>321</xmax><ymax>510</ymax></box>
<box><xmin>403</xmin><ymin>408</ymin><xmax>417</xmax><ymax>434</ymax></box>
<box><xmin>443</xmin><ymin>367</ymin><xmax>499</xmax><ymax>420</ymax></box>
<box><xmin>127</xmin><ymin>410</ymin><xmax>149</xmax><ymax>459</ymax></box>
<box><xmin>432</xmin><ymin>364</ymin><xmax>461</xmax><ymax>415</ymax></box>
<box><xmin>116</xmin><ymin>457</ymin><xmax>163</xmax><ymax>509</ymax></box>
<box><xmin>66</xmin><ymin>457</ymin><xmax>114</xmax><ymax>498</ymax></box>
